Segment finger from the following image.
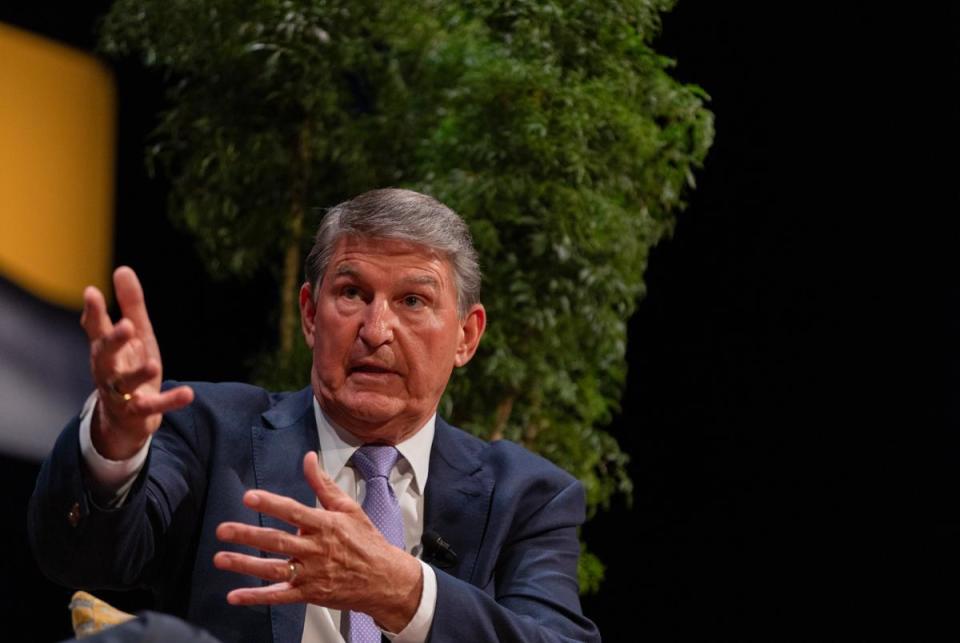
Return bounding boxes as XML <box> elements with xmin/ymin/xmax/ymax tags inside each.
<box><xmin>113</xmin><ymin>267</ymin><xmax>157</xmax><ymax>340</ymax></box>
<box><xmin>96</xmin><ymin>318</ymin><xmax>136</xmax><ymax>358</ymax></box>
<box><xmin>242</xmin><ymin>489</ymin><xmax>325</xmax><ymax>531</ymax></box>
<box><xmin>226</xmin><ymin>584</ymin><xmax>301</xmax><ymax>606</ymax></box>
<box><xmin>123</xmin><ymin>386</ymin><xmax>194</xmax><ymax>416</ymax></box>
<box><xmin>113</xmin><ymin>359</ymin><xmax>160</xmax><ymax>392</ymax></box>
<box><xmin>215</xmin><ymin>522</ymin><xmax>312</xmax><ymax>558</ymax></box>
<box><xmin>213</xmin><ymin>551</ymin><xmax>294</xmax><ymax>584</ymax></box>
<box><xmin>91</xmin><ymin>322</ymin><xmax>146</xmax><ymax>390</ymax></box>
<box><xmin>80</xmin><ymin>286</ymin><xmax>113</xmax><ymax>341</ymax></box>
<box><xmin>108</xmin><ymin>359</ymin><xmax>161</xmax><ymax>396</ymax></box>
<box><xmin>304</xmin><ymin>451</ymin><xmax>360</xmax><ymax>514</ymax></box>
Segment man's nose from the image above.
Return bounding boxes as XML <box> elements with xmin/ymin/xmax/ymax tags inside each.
<box><xmin>357</xmin><ymin>297</ymin><xmax>396</xmax><ymax>347</ymax></box>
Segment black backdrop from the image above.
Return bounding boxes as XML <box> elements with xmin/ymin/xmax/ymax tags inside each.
<box><xmin>1</xmin><ymin>3</ymin><xmax>955</xmax><ymax>641</ymax></box>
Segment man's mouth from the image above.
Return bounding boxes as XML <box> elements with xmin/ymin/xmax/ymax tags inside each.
<box><xmin>349</xmin><ymin>363</ymin><xmax>397</xmax><ymax>375</ymax></box>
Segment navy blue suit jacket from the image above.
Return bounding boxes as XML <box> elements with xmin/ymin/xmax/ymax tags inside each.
<box><xmin>30</xmin><ymin>383</ymin><xmax>599</xmax><ymax>642</ymax></box>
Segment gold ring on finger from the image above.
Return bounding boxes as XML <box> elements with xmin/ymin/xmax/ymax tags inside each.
<box><xmin>287</xmin><ymin>558</ymin><xmax>301</xmax><ymax>583</ymax></box>
<box><xmin>107</xmin><ymin>378</ymin><xmax>133</xmax><ymax>402</ymax></box>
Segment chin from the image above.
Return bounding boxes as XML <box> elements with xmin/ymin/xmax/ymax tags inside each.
<box><xmin>333</xmin><ymin>392</ymin><xmax>406</xmax><ymax>427</ymax></box>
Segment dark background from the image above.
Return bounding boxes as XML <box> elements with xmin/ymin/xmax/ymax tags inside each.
<box><xmin>1</xmin><ymin>3</ymin><xmax>954</xmax><ymax>641</ymax></box>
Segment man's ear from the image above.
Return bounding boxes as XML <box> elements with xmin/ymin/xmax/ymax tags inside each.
<box><xmin>454</xmin><ymin>304</ymin><xmax>486</xmax><ymax>368</ymax></box>
<box><xmin>299</xmin><ymin>282</ymin><xmax>317</xmax><ymax>349</ymax></box>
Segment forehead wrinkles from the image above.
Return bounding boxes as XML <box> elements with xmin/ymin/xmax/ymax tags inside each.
<box><xmin>330</xmin><ymin>256</ymin><xmax>452</xmax><ymax>296</ymax></box>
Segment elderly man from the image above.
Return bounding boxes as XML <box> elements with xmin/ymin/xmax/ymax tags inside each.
<box><xmin>29</xmin><ymin>189</ymin><xmax>600</xmax><ymax>642</ymax></box>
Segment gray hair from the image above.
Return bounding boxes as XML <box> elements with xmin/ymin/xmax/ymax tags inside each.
<box><xmin>304</xmin><ymin>188</ymin><xmax>481</xmax><ymax>317</ymax></box>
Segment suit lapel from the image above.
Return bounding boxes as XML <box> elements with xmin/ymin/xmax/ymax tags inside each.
<box><xmin>424</xmin><ymin>419</ymin><xmax>495</xmax><ymax>585</ymax></box>
<box><xmin>251</xmin><ymin>387</ymin><xmax>319</xmax><ymax>643</ymax></box>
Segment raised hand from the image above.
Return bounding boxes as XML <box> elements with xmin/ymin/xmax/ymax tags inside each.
<box><xmin>80</xmin><ymin>266</ymin><xmax>193</xmax><ymax>460</ymax></box>
<box><xmin>213</xmin><ymin>452</ymin><xmax>423</xmax><ymax>633</ymax></box>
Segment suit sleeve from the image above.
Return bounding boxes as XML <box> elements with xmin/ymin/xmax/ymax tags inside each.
<box><xmin>427</xmin><ymin>478</ymin><xmax>600</xmax><ymax>643</ymax></box>
<box><xmin>27</xmin><ymin>388</ymin><xmax>207</xmax><ymax>591</ymax></box>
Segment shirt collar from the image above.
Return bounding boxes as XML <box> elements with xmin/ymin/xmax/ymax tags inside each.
<box><xmin>312</xmin><ymin>396</ymin><xmax>434</xmax><ymax>495</ymax></box>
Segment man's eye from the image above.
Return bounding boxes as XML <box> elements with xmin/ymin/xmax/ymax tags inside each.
<box><xmin>402</xmin><ymin>295</ymin><xmax>424</xmax><ymax>308</ymax></box>
<box><xmin>341</xmin><ymin>286</ymin><xmax>361</xmax><ymax>299</ymax></box>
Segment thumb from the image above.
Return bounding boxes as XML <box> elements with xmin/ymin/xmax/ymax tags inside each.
<box><xmin>303</xmin><ymin>451</ymin><xmax>363</xmax><ymax>515</ymax></box>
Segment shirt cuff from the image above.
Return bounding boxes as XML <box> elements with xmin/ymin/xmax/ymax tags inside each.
<box><xmin>78</xmin><ymin>391</ymin><xmax>151</xmax><ymax>506</ymax></box>
<box><xmin>385</xmin><ymin>560</ymin><xmax>437</xmax><ymax>642</ymax></box>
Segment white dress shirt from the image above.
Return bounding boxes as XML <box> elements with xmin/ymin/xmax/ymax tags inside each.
<box><xmin>78</xmin><ymin>392</ymin><xmax>438</xmax><ymax>642</ymax></box>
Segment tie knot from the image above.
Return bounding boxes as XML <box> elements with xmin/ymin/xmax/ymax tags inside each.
<box><xmin>351</xmin><ymin>445</ymin><xmax>400</xmax><ymax>481</ymax></box>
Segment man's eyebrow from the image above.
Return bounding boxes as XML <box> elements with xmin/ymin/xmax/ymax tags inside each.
<box><xmin>333</xmin><ymin>265</ymin><xmax>360</xmax><ymax>278</ymax></box>
<box><xmin>402</xmin><ymin>275</ymin><xmax>440</xmax><ymax>288</ymax></box>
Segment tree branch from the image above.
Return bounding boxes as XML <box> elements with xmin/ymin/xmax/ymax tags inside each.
<box><xmin>279</xmin><ymin>121</ymin><xmax>311</xmax><ymax>356</ymax></box>
<box><xmin>489</xmin><ymin>395</ymin><xmax>515</xmax><ymax>442</ymax></box>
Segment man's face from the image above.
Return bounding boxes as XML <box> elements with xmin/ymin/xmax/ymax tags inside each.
<box><xmin>299</xmin><ymin>236</ymin><xmax>485</xmax><ymax>444</ymax></box>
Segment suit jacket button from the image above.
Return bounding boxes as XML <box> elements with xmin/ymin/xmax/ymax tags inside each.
<box><xmin>67</xmin><ymin>502</ymin><xmax>81</xmax><ymax>527</ymax></box>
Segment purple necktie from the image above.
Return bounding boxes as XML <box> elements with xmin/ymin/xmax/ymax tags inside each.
<box><xmin>349</xmin><ymin>445</ymin><xmax>404</xmax><ymax>642</ymax></box>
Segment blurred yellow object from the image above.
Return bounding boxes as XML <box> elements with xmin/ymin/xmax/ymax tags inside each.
<box><xmin>68</xmin><ymin>590</ymin><xmax>135</xmax><ymax>638</ymax></box>
<box><xmin>0</xmin><ymin>23</ymin><xmax>115</xmax><ymax>310</ymax></box>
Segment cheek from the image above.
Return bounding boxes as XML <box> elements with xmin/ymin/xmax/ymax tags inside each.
<box><xmin>312</xmin><ymin>315</ymin><xmax>355</xmax><ymax>372</ymax></box>
<box><xmin>408</xmin><ymin>327</ymin><xmax>460</xmax><ymax>384</ymax></box>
